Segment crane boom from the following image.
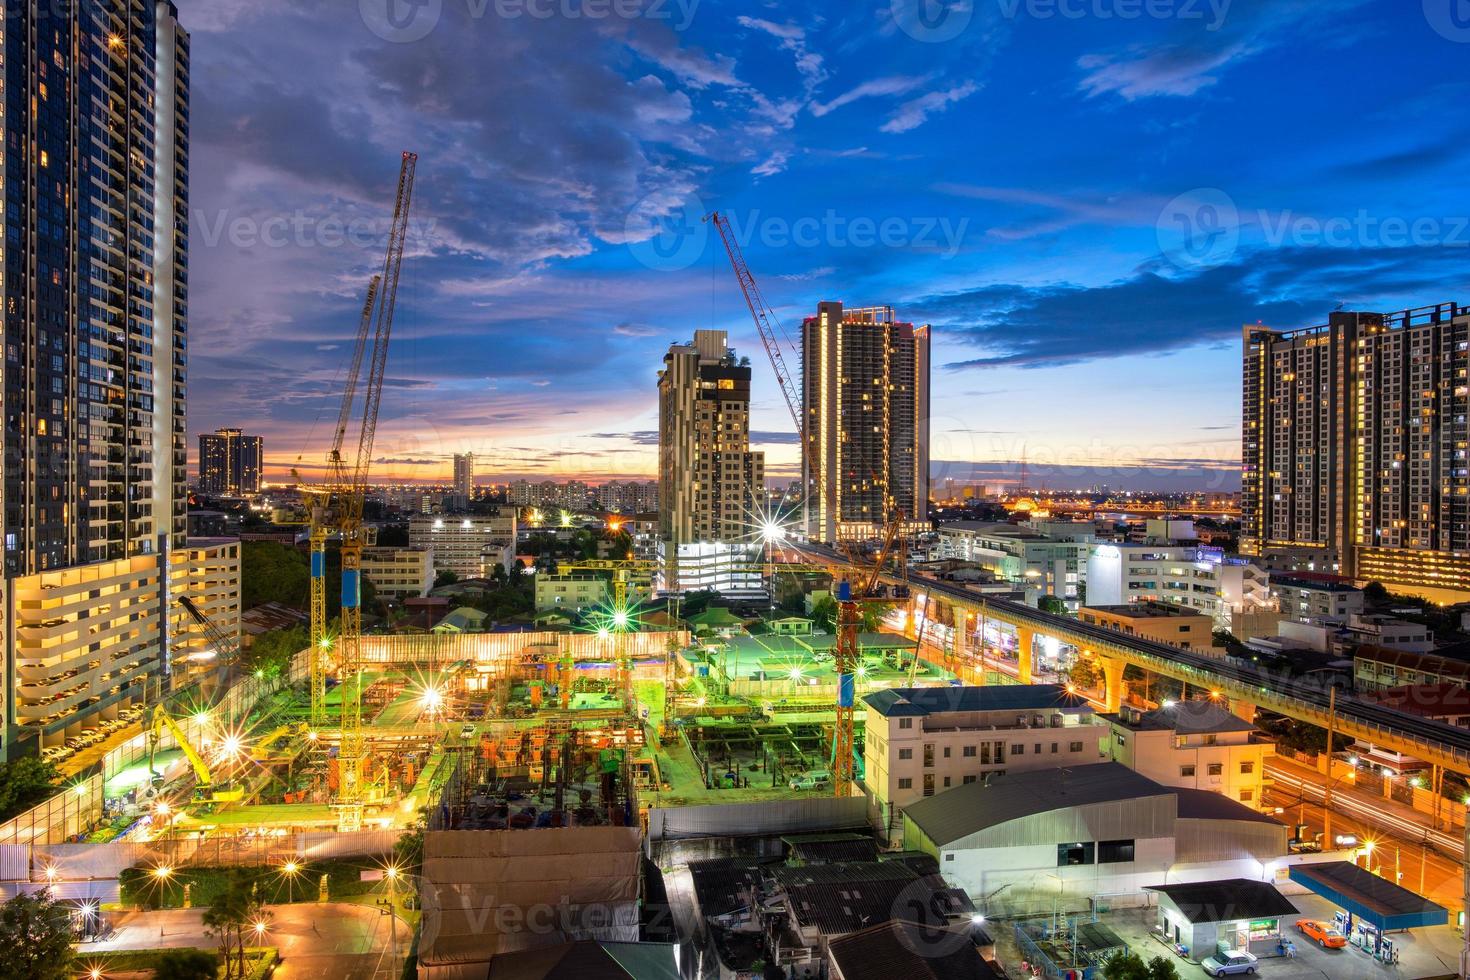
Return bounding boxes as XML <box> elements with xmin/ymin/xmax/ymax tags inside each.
<box><xmin>335</xmin><ymin>151</ymin><xmax>418</xmax><ymax>832</ymax></box>
<box><xmin>707</xmin><ymin>212</ymin><xmax>803</xmax><ymax>435</ymax></box>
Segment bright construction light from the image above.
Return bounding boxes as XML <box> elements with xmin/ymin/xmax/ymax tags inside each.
<box><xmin>612</xmin><ymin>610</ymin><xmax>630</xmax><ymax>630</ymax></box>
<box><xmin>153</xmin><ymin>865</ymin><xmax>172</xmax><ymax>880</ymax></box>
<box><xmin>43</xmin><ymin>865</ymin><xmax>58</xmax><ymax>882</ymax></box>
<box><xmin>759</xmin><ymin>518</ymin><xmax>787</xmax><ymax>544</ymax></box>
<box><xmin>788</xmin><ymin>667</ymin><xmax>804</xmax><ymax>682</ymax></box>
<box><xmin>971</xmin><ymin>914</ymin><xmax>986</xmax><ymax>925</ymax></box>
<box><xmin>220</xmin><ymin>735</ymin><xmax>243</xmax><ymax>757</ymax></box>
<box><xmin>253</xmin><ymin>919</ymin><xmax>268</xmax><ymax>937</ymax></box>
<box><xmin>192</xmin><ymin>712</ymin><xmax>210</xmax><ymax>726</ymax></box>
<box><xmin>89</xmin><ymin>969</ymin><xmax>103</xmax><ymax>980</ymax></box>
<box><xmin>421</xmin><ymin>687</ymin><xmax>444</xmax><ymax>711</ymax></box>
<box><xmin>597</xmin><ymin>627</ymin><xmax>610</xmax><ymax>640</ymax></box>
<box><xmin>1347</xmin><ymin>755</ymin><xmax>1358</xmax><ymax>766</ymax></box>
<box><xmin>1161</xmin><ymin>699</ymin><xmax>1175</xmax><ymax>709</ymax></box>
<box><xmin>385</xmin><ymin>865</ymin><xmax>401</xmax><ymax>880</ymax></box>
<box><xmin>319</xmin><ymin>637</ymin><xmax>332</xmax><ymax>650</ymax></box>
<box><xmin>283</xmin><ymin>861</ymin><xmax>299</xmax><ymax>875</ymax></box>
<box><xmin>154</xmin><ymin>801</ymin><xmax>171</xmax><ymax>817</ymax></box>
<box><xmin>307</xmin><ymin>730</ymin><xmax>319</xmax><ymax>741</ymax></box>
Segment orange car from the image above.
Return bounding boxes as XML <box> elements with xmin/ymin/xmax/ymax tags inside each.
<box><xmin>1297</xmin><ymin>919</ymin><xmax>1347</xmax><ymax>948</ymax></box>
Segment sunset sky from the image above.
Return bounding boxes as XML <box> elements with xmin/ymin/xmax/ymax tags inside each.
<box><xmin>186</xmin><ymin>0</ymin><xmax>1469</xmax><ymax>492</ymax></box>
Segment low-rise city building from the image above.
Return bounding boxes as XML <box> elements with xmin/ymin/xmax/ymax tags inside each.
<box><xmin>1270</xmin><ymin>576</ymin><xmax>1365</xmax><ymax>623</ymax></box>
<box><xmin>862</xmin><ymin>685</ymin><xmax>1106</xmax><ymax>838</ymax></box>
<box><xmin>1078</xmin><ymin>602</ymin><xmax>1216</xmax><ymax>653</ymax></box>
<box><xmin>410</xmin><ymin>510</ymin><xmax>518</xmax><ymax>579</ymax></box>
<box><xmin>936</xmin><ymin>521</ymin><xmax>1092</xmax><ymax>606</ymax></box>
<box><xmin>534</xmin><ymin>573</ymin><xmax>610</xmax><ymax>614</ymax></box>
<box><xmin>1102</xmin><ymin>701</ymin><xmax>1274</xmax><ymax>806</ymax></box>
<box><xmin>361</xmin><ymin>546</ymin><xmax>434</xmax><ymax>601</ymax></box>
<box><xmin>1086</xmin><ymin>540</ymin><xmax>1274</xmax><ymax>631</ymax></box>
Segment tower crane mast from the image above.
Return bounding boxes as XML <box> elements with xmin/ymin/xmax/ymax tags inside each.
<box><xmin>334</xmin><ymin>151</ymin><xmax>418</xmax><ymax>831</ymax></box>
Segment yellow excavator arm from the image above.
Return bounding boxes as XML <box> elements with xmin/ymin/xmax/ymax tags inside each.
<box><xmin>151</xmin><ymin>706</ymin><xmax>243</xmax><ymax>803</ymax></box>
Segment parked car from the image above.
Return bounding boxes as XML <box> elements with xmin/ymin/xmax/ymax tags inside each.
<box><xmin>788</xmin><ymin>770</ymin><xmax>832</xmax><ymax>791</ymax></box>
<box><xmin>41</xmin><ymin>746</ymin><xmax>68</xmax><ymax>762</ymax></box>
<box><xmin>1297</xmin><ymin>920</ymin><xmax>1347</xmax><ymax>948</ymax></box>
<box><xmin>1202</xmin><ymin>951</ymin><xmax>1257</xmax><ymax>976</ymax></box>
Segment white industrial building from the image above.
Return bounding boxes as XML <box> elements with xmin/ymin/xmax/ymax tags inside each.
<box><xmin>1085</xmin><ymin>541</ymin><xmax>1274</xmax><ymax>632</ymax></box>
<box><xmin>901</xmin><ymin>763</ymin><xmax>1288</xmax><ymax>911</ymax></box>
<box><xmin>936</xmin><ymin>521</ymin><xmax>1093</xmax><ymax>606</ymax></box>
<box><xmin>410</xmin><ymin>510</ymin><xmax>517</xmax><ymax>579</ymax></box>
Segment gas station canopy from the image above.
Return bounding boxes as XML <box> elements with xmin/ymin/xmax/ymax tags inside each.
<box><xmin>1288</xmin><ymin>862</ymin><xmax>1448</xmax><ymax>931</ymax></box>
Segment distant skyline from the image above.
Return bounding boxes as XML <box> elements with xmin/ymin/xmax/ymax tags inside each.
<box><xmin>186</xmin><ymin>1</ymin><xmax>1468</xmax><ymax>491</ymax></box>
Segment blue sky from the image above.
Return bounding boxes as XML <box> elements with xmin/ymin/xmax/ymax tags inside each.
<box><xmin>185</xmin><ymin>0</ymin><xmax>1470</xmax><ymax>491</ymax></box>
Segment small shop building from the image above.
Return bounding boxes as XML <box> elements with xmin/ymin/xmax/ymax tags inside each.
<box><xmin>1145</xmin><ymin>879</ymin><xmax>1298</xmax><ymax>961</ymax></box>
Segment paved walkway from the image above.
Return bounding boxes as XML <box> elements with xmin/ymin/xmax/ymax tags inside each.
<box><xmin>80</xmin><ymin>902</ymin><xmax>407</xmax><ymax>979</ymax></box>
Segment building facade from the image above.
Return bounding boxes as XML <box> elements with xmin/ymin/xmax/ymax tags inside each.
<box><xmin>409</xmin><ymin>512</ymin><xmax>517</xmax><ymax>580</ymax></box>
<box><xmin>1243</xmin><ymin>304</ymin><xmax>1470</xmax><ymax>602</ymax></box>
<box><xmin>937</xmin><ymin>521</ymin><xmax>1093</xmax><ymax>605</ymax></box>
<box><xmin>1079</xmin><ymin>603</ymin><xmax>1217</xmax><ymax>653</ymax></box>
<box><xmin>452</xmin><ymin>453</ymin><xmax>475</xmax><ymax>498</ymax></box>
<box><xmin>361</xmin><ymin>546</ymin><xmax>434</xmax><ymax>601</ymax></box>
<box><xmin>2</xmin><ymin>1</ymin><xmax>194</xmax><ymax>756</ymax></box>
<box><xmin>862</xmin><ymin>685</ymin><xmax>1107</xmax><ymax>838</ymax></box>
<box><xmin>1102</xmin><ymin>702</ymin><xmax>1273</xmax><ymax>806</ymax></box>
<box><xmin>198</xmin><ymin>429</ymin><xmax>263</xmax><ymax>496</ymax></box>
<box><xmin>534</xmin><ymin>573</ymin><xmax>610</xmax><ymax>614</ymax></box>
<box><xmin>657</xmin><ymin>330</ymin><xmax>764</xmax><ymax>592</ymax></box>
<box><xmin>1085</xmin><ymin>543</ymin><xmax>1273</xmax><ymax>630</ymax></box>
<box><xmin>1270</xmin><ymin>576</ymin><xmax>1365</xmax><ymax>623</ymax></box>
<box><xmin>5</xmin><ymin>1</ymin><xmax>190</xmax><ymax>573</ymax></box>
<box><xmin>803</xmin><ymin>303</ymin><xmax>930</xmax><ymax>543</ymax></box>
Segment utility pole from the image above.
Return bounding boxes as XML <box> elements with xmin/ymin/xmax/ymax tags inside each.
<box><xmin>1460</xmin><ymin>801</ymin><xmax>1469</xmax><ymax>980</ymax></box>
<box><xmin>1323</xmin><ymin>686</ymin><xmax>1337</xmax><ymax>848</ymax></box>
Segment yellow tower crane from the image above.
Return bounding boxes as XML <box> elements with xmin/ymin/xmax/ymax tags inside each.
<box><xmin>328</xmin><ymin>151</ymin><xmax>418</xmax><ymax>832</ymax></box>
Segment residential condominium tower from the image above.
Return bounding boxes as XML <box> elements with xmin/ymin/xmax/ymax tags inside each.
<box><xmin>1242</xmin><ymin>303</ymin><xmax>1470</xmax><ymax>602</ymax></box>
<box><xmin>1</xmin><ymin>1</ymin><xmax>198</xmax><ymax>756</ymax></box>
<box><xmin>802</xmin><ymin>302</ymin><xmax>930</xmax><ymax>543</ymax></box>
<box><xmin>453</xmin><ymin>453</ymin><xmax>475</xmax><ymax>498</ymax></box>
<box><xmin>198</xmin><ymin>428</ymin><xmax>263</xmax><ymax>495</ymax></box>
<box><xmin>658</xmin><ymin>330</ymin><xmax>764</xmax><ymax>592</ymax></box>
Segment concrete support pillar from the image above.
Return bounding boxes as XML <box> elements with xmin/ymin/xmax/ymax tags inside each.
<box><xmin>1016</xmin><ymin>627</ymin><xmax>1034</xmax><ymax>685</ymax></box>
<box><xmin>903</xmin><ymin>595</ymin><xmax>918</xmax><ymax>640</ymax></box>
<box><xmin>1100</xmin><ymin>657</ymin><xmax>1125</xmax><ymax>713</ymax></box>
<box><xmin>1230</xmin><ymin>699</ymin><xmax>1257</xmax><ymax>725</ymax></box>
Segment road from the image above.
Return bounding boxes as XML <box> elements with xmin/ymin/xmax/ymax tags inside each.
<box><xmin>78</xmin><ymin>902</ymin><xmax>408</xmax><ymax>979</ymax></box>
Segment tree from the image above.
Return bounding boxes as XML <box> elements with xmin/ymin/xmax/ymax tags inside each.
<box><xmin>153</xmin><ymin>949</ymin><xmax>221</xmax><ymax>980</ymax></box>
<box><xmin>433</xmin><ymin>570</ymin><xmax>459</xmax><ymax>589</ymax></box>
<box><xmin>1102</xmin><ymin>951</ymin><xmax>1178</xmax><ymax>980</ymax></box>
<box><xmin>0</xmin><ymin>891</ymin><xmax>76</xmax><ymax>979</ymax></box>
<box><xmin>202</xmin><ymin>877</ymin><xmax>258</xmax><ymax>979</ymax></box>
<box><xmin>239</xmin><ymin>625</ymin><xmax>307</xmax><ymax>680</ymax></box>
<box><xmin>810</xmin><ymin>595</ymin><xmax>838</xmax><ymax>633</ymax></box>
<box><xmin>1038</xmin><ymin>595</ymin><xmax>1067</xmax><ymax>615</ymax></box>
<box><xmin>1363</xmin><ymin>581</ymin><xmax>1391</xmax><ymax>606</ymax></box>
<box><xmin>0</xmin><ymin>758</ymin><xmax>61</xmax><ymax>823</ymax></box>
<box><xmin>1067</xmin><ymin>657</ymin><xmax>1101</xmax><ymax>691</ymax></box>
<box><xmin>240</xmin><ymin>541</ymin><xmax>310</xmax><ymax>610</ymax></box>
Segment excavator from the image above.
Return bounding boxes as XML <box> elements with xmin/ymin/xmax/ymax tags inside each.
<box><xmin>147</xmin><ymin>705</ymin><xmax>244</xmax><ymax>804</ymax></box>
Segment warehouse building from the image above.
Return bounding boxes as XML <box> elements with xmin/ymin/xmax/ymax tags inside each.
<box><xmin>901</xmin><ymin>763</ymin><xmax>1287</xmax><ymax>910</ymax></box>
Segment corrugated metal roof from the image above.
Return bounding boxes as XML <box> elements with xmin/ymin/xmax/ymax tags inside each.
<box><xmin>903</xmin><ymin>763</ymin><xmax>1168</xmax><ymax>846</ymax></box>
<box><xmin>829</xmin><ymin>920</ymin><xmax>1001</xmax><ymax>980</ymax></box>
<box><xmin>1288</xmin><ymin>862</ymin><xmax>1448</xmax><ymax>931</ymax></box>
<box><xmin>864</xmin><ymin>684</ymin><xmax>1089</xmax><ymax>718</ymax></box>
<box><xmin>1145</xmin><ymin>879</ymin><xmax>1298</xmax><ymax>924</ymax></box>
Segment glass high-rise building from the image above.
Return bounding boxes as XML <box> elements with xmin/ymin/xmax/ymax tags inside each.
<box><xmin>802</xmin><ymin>302</ymin><xmax>930</xmax><ymax>544</ymax></box>
<box><xmin>1</xmin><ymin>1</ymin><xmax>199</xmax><ymax>756</ymax></box>
<box><xmin>1242</xmin><ymin>303</ymin><xmax>1470</xmax><ymax>602</ymax></box>
<box><xmin>199</xmin><ymin>428</ymin><xmax>263</xmax><ymax>495</ymax></box>
<box><xmin>4</xmin><ymin>0</ymin><xmax>190</xmax><ymax>572</ymax></box>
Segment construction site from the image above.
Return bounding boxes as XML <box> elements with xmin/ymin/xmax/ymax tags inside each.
<box><xmin>87</xmin><ymin>163</ymin><xmax>962</xmax><ymax>856</ymax></box>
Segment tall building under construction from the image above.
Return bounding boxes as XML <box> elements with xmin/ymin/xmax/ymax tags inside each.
<box><xmin>1242</xmin><ymin>303</ymin><xmax>1470</xmax><ymax>602</ymax></box>
<box><xmin>657</xmin><ymin>330</ymin><xmax>764</xmax><ymax>592</ymax></box>
<box><xmin>802</xmin><ymin>302</ymin><xmax>931</xmax><ymax>543</ymax></box>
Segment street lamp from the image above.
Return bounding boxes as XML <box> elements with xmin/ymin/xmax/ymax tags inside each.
<box><xmin>282</xmin><ymin>860</ymin><xmax>300</xmax><ymax>903</ymax></box>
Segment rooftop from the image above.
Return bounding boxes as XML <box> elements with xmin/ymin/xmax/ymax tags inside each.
<box><xmin>1104</xmin><ymin>701</ymin><xmax>1260</xmax><ymax>736</ymax></box>
<box><xmin>902</xmin><ymin>763</ymin><xmax>1282</xmax><ymax>846</ymax></box>
<box><xmin>1082</xmin><ymin>602</ymin><xmax>1205</xmax><ymax>620</ymax></box>
<box><xmin>1144</xmin><ymin>879</ymin><xmax>1298</xmax><ymax>924</ymax></box>
<box><xmin>828</xmin><ymin>920</ymin><xmax>1001</xmax><ymax>980</ymax></box>
<box><xmin>864</xmin><ymin>684</ymin><xmax>1090</xmax><ymax>719</ymax></box>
